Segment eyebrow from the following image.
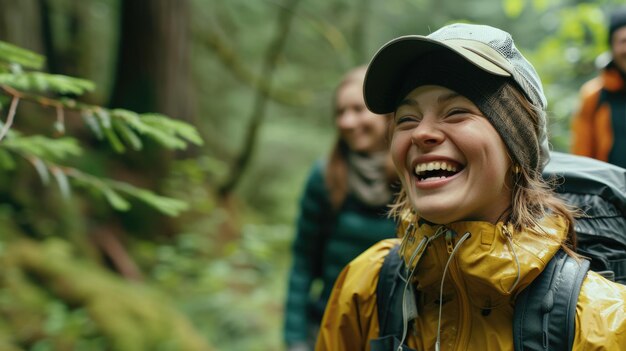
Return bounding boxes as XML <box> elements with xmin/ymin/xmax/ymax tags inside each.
<box><xmin>395</xmin><ymin>91</ymin><xmax>461</xmax><ymax>109</ymax></box>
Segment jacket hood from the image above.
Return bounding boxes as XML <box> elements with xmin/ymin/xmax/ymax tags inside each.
<box><xmin>397</xmin><ymin>212</ymin><xmax>567</xmax><ymax>309</ymax></box>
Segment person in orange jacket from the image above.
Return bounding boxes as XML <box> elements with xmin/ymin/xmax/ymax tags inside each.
<box><xmin>315</xmin><ymin>23</ymin><xmax>626</xmax><ymax>351</ymax></box>
<box><xmin>571</xmin><ymin>7</ymin><xmax>626</xmax><ymax>166</ymax></box>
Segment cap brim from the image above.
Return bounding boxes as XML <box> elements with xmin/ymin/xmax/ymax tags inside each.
<box><xmin>364</xmin><ymin>36</ymin><xmax>514</xmax><ymax>114</ymax></box>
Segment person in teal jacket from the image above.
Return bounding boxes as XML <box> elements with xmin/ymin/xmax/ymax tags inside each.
<box><xmin>283</xmin><ymin>66</ymin><xmax>398</xmax><ymax>351</ymax></box>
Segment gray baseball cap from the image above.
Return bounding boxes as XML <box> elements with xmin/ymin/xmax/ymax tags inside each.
<box><xmin>364</xmin><ymin>23</ymin><xmax>550</xmax><ymax>170</ymax></box>
<box><xmin>364</xmin><ymin>23</ymin><xmax>546</xmax><ymax>114</ymax></box>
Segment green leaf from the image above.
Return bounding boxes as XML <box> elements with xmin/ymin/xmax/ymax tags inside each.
<box><xmin>95</xmin><ymin>109</ymin><xmax>111</xmax><ymax>129</ymax></box>
<box><xmin>0</xmin><ymin>72</ymin><xmax>95</xmax><ymax>95</ymax></box>
<box><xmin>29</xmin><ymin>157</ymin><xmax>50</xmax><ymax>185</ymax></box>
<box><xmin>95</xmin><ymin>109</ymin><xmax>125</xmax><ymax>152</ymax></box>
<box><xmin>102</xmin><ymin>188</ymin><xmax>131</xmax><ymax>211</ymax></box>
<box><xmin>503</xmin><ymin>0</ymin><xmax>525</xmax><ymax>18</ymax></box>
<box><xmin>103</xmin><ymin>125</ymin><xmax>125</xmax><ymax>153</ymax></box>
<box><xmin>142</xmin><ymin>114</ymin><xmax>204</xmax><ymax>146</ymax></box>
<box><xmin>3</xmin><ymin>135</ymin><xmax>81</xmax><ymax>161</ymax></box>
<box><xmin>110</xmin><ymin>108</ymin><xmax>140</xmax><ymax>123</ymax></box>
<box><xmin>81</xmin><ymin>110</ymin><xmax>103</xmax><ymax>140</ymax></box>
<box><xmin>51</xmin><ymin>167</ymin><xmax>71</xmax><ymax>198</ymax></box>
<box><xmin>63</xmin><ymin>167</ymin><xmax>187</xmax><ymax>215</ymax></box>
<box><xmin>0</xmin><ymin>148</ymin><xmax>15</xmax><ymax>170</ymax></box>
<box><xmin>119</xmin><ymin>113</ymin><xmax>203</xmax><ymax>150</ymax></box>
<box><xmin>131</xmin><ymin>190</ymin><xmax>189</xmax><ymax>217</ymax></box>
<box><xmin>0</xmin><ymin>41</ymin><xmax>44</xmax><ymax>69</ymax></box>
<box><xmin>113</xmin><ymin>119</ymin><xmax>143</xmax><ymax>151</ymax></box>
<box><xmin>114</xmin><ymin>182</ymin><xmax>189</xmax><ymax>216</ymax></box>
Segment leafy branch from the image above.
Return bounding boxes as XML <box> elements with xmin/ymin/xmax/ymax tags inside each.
<box><xmin>0</xmin><ymin>40</ymin><xmax>202</xmax><ymax>216</ymax></box>
<box><xmin>0</xmin><ymin>129</ymin><xmax>187</xmax><ymax>216</ymax></box>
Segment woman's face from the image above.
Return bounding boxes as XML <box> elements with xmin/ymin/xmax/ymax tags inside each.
<box><xmin>391</xmin><ymin>85</ymin><xmax>512</xmax><ymax>224</ymax></box>
<box><xmin>335</xmin><ymin>79</ymin><xmax>388</xmax><ymax>154</ymax></box>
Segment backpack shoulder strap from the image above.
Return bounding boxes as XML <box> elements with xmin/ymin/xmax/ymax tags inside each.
<box><xmin>513</xmin><ymin>249</ymin><xmax>590</xmax><ymax>351</ymax></box>
<box><xmin>376</xmin><ymin>244</ymin><xmax>404</xmax><ymax>337</ymax></box>
<box><xmin>370</xmin><ymin>244</ymin><xmax>421</xmax><ymax>351</ymax></box>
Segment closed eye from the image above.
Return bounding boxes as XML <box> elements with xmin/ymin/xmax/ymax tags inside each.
<box><xmin>395</xmin><ymin>115</ymin><xmax>421</xmax><ymax>127</ymax></box>
<box><xmin>397</xmin><ymin>116</ymin><xmax>415</xmax><ymax>123</ymax></box>
<box><xmin>445</xmin><ymin>108</ymin><xmax>470</xmax><ymax>116</ymax></box>
<box><xmin>443</xmin><ymin>107</ymin><xmax>481</xmax><ymax>122</ymax></box>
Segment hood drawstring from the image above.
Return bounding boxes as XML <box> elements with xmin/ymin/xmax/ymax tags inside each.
<box><xmin>397</xmin><ymin>225</ymin><xmax>446</xmax><ymax>350</ymax></box>
<box><xmin>397</xmin><ymin>224</ymin><xmax>520</xmax><ymax>351</ymax></box>
<box><xmin>435</xmin><ymin>230</ymin><xmax>471</xmax><ymax>351</ymax></box>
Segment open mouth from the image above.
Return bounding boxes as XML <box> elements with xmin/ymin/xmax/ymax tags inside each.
<box><xmin>414</xmin><ymin>160</ymin><xmax>463</xmax><ymax>181</ymax></box>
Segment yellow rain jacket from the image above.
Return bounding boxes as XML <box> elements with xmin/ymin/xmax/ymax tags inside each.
<box><xmin>315</xmin><ymin>215</ymin><xmax>626</xmax><ymax>350</ymax></box>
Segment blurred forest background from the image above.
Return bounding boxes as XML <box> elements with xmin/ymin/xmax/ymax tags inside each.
<box><xmin>0</xmin><ymin>0</ymin><xmax>621</xmax><ymax>350</ymax></box>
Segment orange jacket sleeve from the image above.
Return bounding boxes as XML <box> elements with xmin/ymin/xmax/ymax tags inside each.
<box><xmin>571</xmin><ymin>79</ymin><xmax>603</xmax><ymax>158</ymax></box>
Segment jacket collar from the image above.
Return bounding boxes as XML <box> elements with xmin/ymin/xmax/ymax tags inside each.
<box><xmin>397</xmin><ymin>213</ymin><xmax>567</xmax><ymax>308</ymax></box>
<box><xmin>602</xmin><ymin>64</ymin><xmax>626</xmax><ymax>92</ymax></box>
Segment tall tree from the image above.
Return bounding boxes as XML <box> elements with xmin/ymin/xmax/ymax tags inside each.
<box><xmin>103</xmin><ymin>0</ymin><xmax>197</xmax><ymax>272</ymax></box>
<box><xmin>110</xmin><ymin>0</ymin><xmax>194</xmax><ymax>124</ymax></box>
<box><xmin>0</xmin><ymin>0</ymin><xmax>44</xmax><ymax>53</ymax></box>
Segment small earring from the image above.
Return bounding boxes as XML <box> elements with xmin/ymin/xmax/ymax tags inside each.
<box><xmin>512</xmin><ymin>164</ymin><xmax>521</xmax><ymax>174</ymax></box>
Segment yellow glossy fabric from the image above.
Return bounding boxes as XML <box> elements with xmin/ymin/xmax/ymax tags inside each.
<box><xmin>315</xmin><ymin>215</ymin><xmax>626</xmax><ymax>351</ymax></box>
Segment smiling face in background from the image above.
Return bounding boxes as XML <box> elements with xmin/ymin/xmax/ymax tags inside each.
<box><xmin>391</xmin><ymin>85</ymin><xmax>512</xmax><ymax>224</ymax></box>
<box><xmin>334</xmin><ymin>78</ymin><xmax>388</xmax><ymax>154</ymax></box>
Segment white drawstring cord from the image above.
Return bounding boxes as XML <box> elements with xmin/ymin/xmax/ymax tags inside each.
<box><xmin>397</xmin><ymin>237</ymin><xmax>426</xmax><ymax>351</ymax></box>
<box><xmin>397</xmin><ymin>226</ymin><xmax>446</xmax><ymax>350</ymax></box>
<box><xmin>435</xmin><ymin>231</ymin><xmax>471</xmax><ymax>351</ymax></box>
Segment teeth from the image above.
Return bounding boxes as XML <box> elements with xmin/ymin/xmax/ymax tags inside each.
<box><xmin>414</xmin><ymin>161</ymin><xmax>458</xmax><ymax>174</ymax></box>
<box><xmin>422</xmin><ymin>176</ymin><xmax>447</xmax><ymax>181</ymax></box>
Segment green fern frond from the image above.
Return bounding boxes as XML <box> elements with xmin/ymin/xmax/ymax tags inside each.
<box><xmin>112</xmin><ymin>182</ymin><xmax>189</xmax><ymax>216</ymax></box>
<box><xmin>0</xmin><ymin>41</ymin><xmax>44</xmax><ymax>70</ymax></box>
<box><xmin>0</xmin><ymin>146</ymin><xmax>188</xmax><ymax>215</ymax></box>
<box><xmin>1</xmin><ymin>135</ymin><xmax>82</xmax><ymax>161</ymax></box>
<box><xmin>67</xmin><ymin>169</ymin><xmax>188</xmax><ymax>216</ymax></box>
<box><xmin>0</xmin><ymin>41</ymin><xmax>195</xmax><ymax>219</ymax></box>
<box><xmin>141</xmin><ymin>114</ymin><xmax>204</xmax><ymax>146</ymax></box>
<box><xmin>0</xmin><ymin>72</ymin><xmax>95</xmax><ymax>95</ymax></box>
<box><xmin>81</xmin><ymin>110</ymin><xmax>104</xmax><ymax>140</ymax></box>
<box><xmin>113</xmin><ymin>119</ymin><xmax>143</xmax><ymax>151</ymax></box>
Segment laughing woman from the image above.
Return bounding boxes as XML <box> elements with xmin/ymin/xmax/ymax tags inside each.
<box><xmin>315</xmin><ymin>24</ymin><xmax>626</xmax><ymax>351</ymax></box>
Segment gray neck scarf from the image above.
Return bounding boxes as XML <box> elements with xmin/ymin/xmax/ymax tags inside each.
<box><xmin>347</xmin><ymin>151</ymin><xmax>392</xmax><ymax>207</ymax></box>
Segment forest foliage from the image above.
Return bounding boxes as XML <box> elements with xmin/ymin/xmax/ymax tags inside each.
<box><xmin>0</xmin><ymin>0</ymin><xmax>621</xmax><ymax>350</ymax></box>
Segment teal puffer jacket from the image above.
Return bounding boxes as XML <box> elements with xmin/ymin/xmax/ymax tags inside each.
<box><xmin>284</xmin><ymin>160</ymin><xmax>397</xmax><ymax>346</ymax></box>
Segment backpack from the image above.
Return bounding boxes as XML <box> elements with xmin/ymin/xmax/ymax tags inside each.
<box><xmin>547</xmin><ymin>151</ymin><xmax>626</xmax><ymax>283</ymax></box>
<box><xmin>372</xmin><ymin>152</ymin><xmax>626</xmax><ymax>351</ymax></box>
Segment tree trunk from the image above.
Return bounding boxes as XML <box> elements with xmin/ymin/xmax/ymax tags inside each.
<box><xmin>107</xmin><ymin>0</ymin><xmax>195</xmax><ymax>241</ymax></box>
<box><xmin>0</xmin><ymin>0</ymin><xmax>44</xmax><ymax>54</ymax></box>
<box><xmin>109</xmin><ymin>0</ymin><xmax>194</xmax><ymax>124</ymax></box>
